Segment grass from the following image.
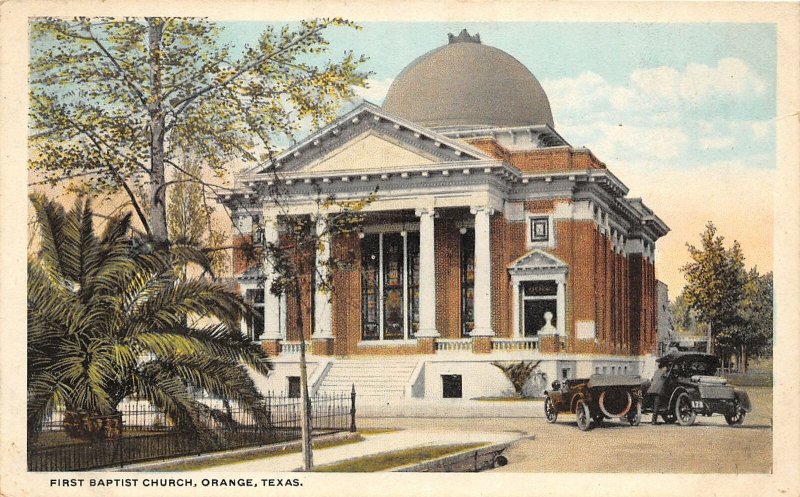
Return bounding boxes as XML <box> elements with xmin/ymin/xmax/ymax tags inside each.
<box><xmin>314</xmin><ymin>442</ymin><xmax>487</xmax><ymax>472</ymax></box>
<box><xmin>32</xmin><ymin>430</ymin><xmax>165</xmax><ymax>448</ymax></box>
<box><xmin>357</xmin><ymin>428</ymin><xmax>401</xmax><ymax>435</ymax></box>
<box><xmin>151</xmin><ymin>435</ymin><xmax>366</xmax><ymax>471</ymax></box>
<box><xmin>473</xmin><ymin>396</ymin><xmax>541</xmax><ymax>402</ymax></box>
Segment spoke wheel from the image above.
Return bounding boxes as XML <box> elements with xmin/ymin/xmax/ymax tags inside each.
<box><xmin>662</xmin><ymin>412</ymin><xmax>677</xmax><ymax>424</ymax></box>
<box><xmin>725</xmin><ymin>404</ymin><xmax>746</xmax><ymax>426</ymax></box>
<box><xmin>627</xmin><ymin>401</ymin><xmax>642</xmax><ymax>426</ymax></box>
<box><xmin>675</xmin><ymin>393</ymin><xmax>697</xmax><ymax>427</ymax></box>
<box><xmin>544</xmin><ymin>397</ymin><xmax>558</xmax><ymax>423</ymax></box>
<box><xmin>575</xmin><ymin>400</ymin><xmax>592</xmax><ymax>431</ymax></box>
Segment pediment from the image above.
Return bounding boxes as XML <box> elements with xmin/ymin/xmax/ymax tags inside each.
<box><xmin>508</xmin><ymin>249</ymin><xmax>567</xmax><ymax>272</ymax></box>
<box><xmin>247</xmin><ymin>102</ymin><xmax>491</xmax><ymax>175</ymax></box>
<box><xmin>304</xmin><ymin>130</ymin><xmax>436</xmax><ymax>173</ymax></box>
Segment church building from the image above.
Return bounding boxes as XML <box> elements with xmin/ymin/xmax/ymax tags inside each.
<box><xmin>221</xmin><ymin>30</ymin><xmax>669</xmax><ymax>401</ymax></box>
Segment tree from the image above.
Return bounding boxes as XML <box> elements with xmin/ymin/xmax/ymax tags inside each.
<box><xmin>27</xmin><ymin>193</ymin><xmax>271</xmax><ymax>442</ymax></box>
<box><xmin>166</xmin><ymin>153</ymin><xmax>227</xmax><ymax>276</ymax></box>
<box><xmin>29</xmin><ymin>17</ymin><xmax>368</xmax><ymax>243</ymax></box>
<box><xmin>262</xmin><ymin>184</ymin><xmax>373</xmax><ymax>470</ymax></box>
<box><xmin>491</xmin><ymin>361</ymin><xmax>542</xmax><ymax>397</ymax></box>
<box><xmin>717</xmin><ymin>270</ymin><xmax>773</xmax><ymax>371</ymax></box>
<box><xmin>680</xmin><ymin>222</ymin><xmax>746</xmax><ymax>355</ymax></box>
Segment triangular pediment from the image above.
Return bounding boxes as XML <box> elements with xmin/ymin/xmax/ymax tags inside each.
<box><xmin>508</xmin><ymin>249</ymin><xmax>567</xmax><ymax>272</ymax></box>
<box><xmin>246</xmin><ymin>102</ymin><xmax>491</xmax><ymax>175</ymax></box>
<box><xmin>305</xmin><ymin>130</ymin><xmax>437</xmax><ymax>173</ymax></box>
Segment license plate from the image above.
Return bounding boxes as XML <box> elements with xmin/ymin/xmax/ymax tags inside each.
<box><xmin>691</xmin><ymin>401</ymin><xmax>704</xmax><ymax>409</ymax></box>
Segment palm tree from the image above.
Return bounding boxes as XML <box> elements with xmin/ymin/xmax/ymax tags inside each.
<box><xmin>27</xmin><ymin>193</ymin><xmax>271</xmax><ymax>442</ymax></box>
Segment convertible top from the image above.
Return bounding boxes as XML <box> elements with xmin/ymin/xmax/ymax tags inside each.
<box><xmin>657</xmin><ymin>350</ymin><xmax>717</xmax><ymax>365</ymax></box>
<box><xmin>586</xmin><ymin>374</ymin><xmax>642</xmax><ymax>388</ymax></box>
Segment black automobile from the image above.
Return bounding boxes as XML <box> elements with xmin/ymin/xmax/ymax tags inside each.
<box><xmin>641</xmin><ymin>351</ymin><xmax>752</xmax><ymax>426</ymax></box>
<box><xmin>544</xmin><ymin>375</ymin><xmax>643</xmax><ymax>431</ymax></box>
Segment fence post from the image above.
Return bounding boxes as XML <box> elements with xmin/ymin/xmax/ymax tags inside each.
<box><xmin>349</xmin><ymin>384</ymin><xmax>356</xmax><ymax>432</ymax></box>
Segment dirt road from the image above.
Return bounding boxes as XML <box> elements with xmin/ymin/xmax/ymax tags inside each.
<box><xmin>357</xmin><ymin>386</ymin><xmax>772</xmax><ymax>473</ymax></box>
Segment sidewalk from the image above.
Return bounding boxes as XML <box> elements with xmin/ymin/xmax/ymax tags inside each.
<box><xmin>355</xmin><ymin>397</ymin><xmax>543</xmax><ymax>418</ymax></box>
<box><xmin>185</xmin><ymin>429</ymin><xmax>524</xmax><ymax>472</ymax></box>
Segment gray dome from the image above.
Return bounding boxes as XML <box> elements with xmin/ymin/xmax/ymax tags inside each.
<box><xmin>382</xmin><ymin>30</ymin><xmax>554</xmax><ymax>129</ymax></box>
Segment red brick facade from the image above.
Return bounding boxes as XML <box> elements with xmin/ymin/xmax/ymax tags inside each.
<box><xmin>232</xmin><ymin>134</ymin><xmax>660</xmax><ymax>359</ymax></box>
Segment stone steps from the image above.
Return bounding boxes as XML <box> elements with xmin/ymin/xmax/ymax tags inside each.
<box><xmin>316</xmin><ymin>359</ymin><xmax>419</xmax><ymax>399</ymax></box>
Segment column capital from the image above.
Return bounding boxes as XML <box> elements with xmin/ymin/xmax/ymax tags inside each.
<box><xmin>470</xmin><ymin>205</ymin><xmax>495</xmax><ymax>216</ymax></box>
<box><xmin>415</xmin><ymin>207</ymin><xmax>437</xmax><ymax>218</ymax></box>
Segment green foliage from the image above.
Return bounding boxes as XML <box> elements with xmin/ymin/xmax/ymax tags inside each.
<box><xmin>491</xmin><ymin>361</ymin><xmax>539</xmax><ymax>397</ymax></box>
<box><xmin>680</xmin><ymin>222</ymin><xmax>772</xmax><ymax>364</ymax></box>
<box><xmin>29</xmin><ymin>17</ymin><xmax>369</xmax><ymax>241</ymax></box>
<box><xmin>716</xmin><ymin>270</ymin><xmax>773</xmax><ymax>367</ymax></box>
<box><xmin>27</xmin><ymin>194</ymin><xmax>271</xmax><ymax>441</ymax></box>
<box><xmin>680</xmin><ymin>222</ymin><xmax>746</xmax><ymax>351</ymax></box>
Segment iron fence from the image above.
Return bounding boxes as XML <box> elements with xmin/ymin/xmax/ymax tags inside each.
<box><xmin>28</xmin><ymin>389</ymin><xmax>356</xmax><ymax>471</ymax></box>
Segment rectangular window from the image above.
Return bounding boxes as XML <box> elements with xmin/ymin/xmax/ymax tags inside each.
<box><xmin>530</xmin><ymin>217</ymin><xmax>549</xmax><ymax>243</ymax></box>
<box><xmin>361</xmin><ymin>231</ymin><xmax>419</xmax><ymax>341</ymax></box>
<box><xmin>361</xmin><ymin>234</ymin><xmax>380</xmax><ymax>340</ymax></box>
<box><xmin>521</xmin><ymin>280</ymin><xmax>557</xmax><ymax>337</ymax></box>
<box><xmin>244</xmin><ymin>289</ymin><xmax>265</xmax><ymax>340</ymax></box>
<box><xmin>461</xmin><ymin>229</ymin><xmax>475</xmax><ymax>337</ymax></box>
<box><xmin>407</xmin><ymin>232</ymin><xmax>420</xmax><ymax>338</ymax></box>
<box><xmin>287</xmin><ymin>377</ymin><xmax>301</xmax><ymax>398</ymax></box>
<box><xmin>383</xmin><ymin>233</ymin><xmax>404</xmax><ymax>340</ymax></box>
<box><xmin>442</xmin><ymin>375</ymin><xmax>462</xmax><ymax>399</ymax></box>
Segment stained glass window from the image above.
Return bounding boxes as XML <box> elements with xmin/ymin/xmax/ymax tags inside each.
<box><xmin>461</xmin><ymin>229</ymin><xmax>475</xmax><ymax>337</ymax></box>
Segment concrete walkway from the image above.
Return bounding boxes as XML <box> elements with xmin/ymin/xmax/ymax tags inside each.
<box><xmin>355</xmin><ymin>398</ymin><xmax>543</xmax><ymax>418</ymax></box>
<box><xmin>189</xmin><ymin>429</ymin><xmax>524</xmax><ymax>472</ymax></box>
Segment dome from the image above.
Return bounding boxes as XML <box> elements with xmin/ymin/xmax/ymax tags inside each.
<box><xmin>382</xmin><ymin>30</ymin><xmax>554</xmax><ymax>129</ymax></box>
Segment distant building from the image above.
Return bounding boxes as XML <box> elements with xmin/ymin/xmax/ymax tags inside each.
<box><xmin>222</xmin><ymin>30</ymin><xmax>669</xmax><ymax>401</ymax></box>
<box><xmin>656</xmin><ymin>281</ymin><xmax>674</xmax><ymax>357</ymax></box>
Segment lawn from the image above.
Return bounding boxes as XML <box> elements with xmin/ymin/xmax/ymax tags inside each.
<box><xmin>153</xmin><ymin>435</ymin><xmax>367</xmax><ymax>471</ymax></box>
<box><xmin>314</xmin><ymin>442</ymin><xmax>487</xmax><ymax>472</ymax></box>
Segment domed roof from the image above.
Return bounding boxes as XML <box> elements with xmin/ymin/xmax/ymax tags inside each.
<box><xmin>382</xmin><ymin>30</ymin><xmax>554</xmax><ymax>129</ymax></box>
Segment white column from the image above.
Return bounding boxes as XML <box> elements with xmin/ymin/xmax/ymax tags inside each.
<box><xmin>313</xmin><ymin>215</ymin><xmax>333</xmax><ymax>337</ymax></box>
<box><xmin>557</xmin><ymin>279</ymin><xmax>566</xmax><ymax>336</ymax></box>
<box><xmin>471</xmin><ymin>206</ymin><xmax>495</xmax><ymax>336</ymax></box>
<box><xmin>415</xmin><ymin>207</ymin><xmax>439</xmax><ymax>337</ymax></box>
<box><xmin>260</xmin><ymin>211</ymin><xmax>283</xmax><ymax>339</ymax></box>
<box><xmin>511</xmin><ymin>277</ymin><xmax>521</xmax><ymax>339</ymax></box>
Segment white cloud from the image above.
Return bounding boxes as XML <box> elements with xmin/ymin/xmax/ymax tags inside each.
<box><xmin>699</xmin><ymin>136</ymin><xmax>736</xmax><ymax>150</ymax></box>
<box><xmin>630</xmin><ymin>57</ymin><xmax>766</xmax><ymax>104</ymax></box>
<box><xmin>353</xmin><ymin>78</ymin><xmax>394</xmax><ymax>105</ymax></box>
<box><xmin>751</xmin><ymin>121</ymin><xmax>771</xmax><ymax>138</ymax></box>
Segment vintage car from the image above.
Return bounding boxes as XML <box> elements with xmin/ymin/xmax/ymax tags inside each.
<box><xmin>641</xmin><ymin>351</ymin><xmax>752</xmax><ymax>426</ymax></box>
<box><xmin>543</xmin><ymin>375</ymin><xmax>643</xmax><ymax>431</ymax></box>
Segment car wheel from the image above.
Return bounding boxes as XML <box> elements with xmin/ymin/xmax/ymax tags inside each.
<box><xmin>675</xmin><ymin>392</ymin><xmax>697</xmax><ymax>426</ymax></box>
<box><xmin>725</xmin><ymin>406</ymin><xmax>746</xmax><ymax>426</ymax></box>
<box><xmin>662</xmin><ymin>412</ymin><xmax>677</xmax><ymax>424</ymax></box>
<box><xmin>544</xmin><ymin>397</ymin><xmax>558</xmax><ymax>423</ymax></box>
<box><xmin>576</xmin><ymin>400</ymin><xmax>592</xmax><ymax>431</ymax></box>
<box><xmin>627</xmin><ymin>401</ymin><xmax>642</xmax><ymax>426</ymax></box>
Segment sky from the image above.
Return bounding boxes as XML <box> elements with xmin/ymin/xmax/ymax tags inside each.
<box><xmin>25</xmin><ymin>20</ymin><xmax>767</xmax><ymax>298</ymax></box>
<box><xmin>219</xmin><ymin>21</ymin><xmax>776</xmax><ymax>295</ymax></box>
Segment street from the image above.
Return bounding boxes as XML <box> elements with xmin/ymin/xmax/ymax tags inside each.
<box><xmin>356</xmin><ymin>386</ymin><xmax>772</xmax><ymax>473</ymax></box>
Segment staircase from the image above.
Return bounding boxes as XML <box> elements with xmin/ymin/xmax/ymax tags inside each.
<box><xmin>315</xmin><ymin>359</ymin><xmax>419</xmax><ymax>402</ymax></box>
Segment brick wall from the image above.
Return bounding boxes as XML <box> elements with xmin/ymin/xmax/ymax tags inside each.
<box><xmin>435</xmin><ymin>219</ymin><xmax>462</xmax><ymax>339</ymax></box>
<box><xmin>467</xmin><ymin>138</ymin><xmax>607</xmax><ymax>173</ymax></box>
<box><xmin>232</xmin><ymin>234</ymin><xmax>261</xmax><ymax>276</ymax></box>
<box><xmin>331</xmin><ymin>231</ymin><xmax>361</xmax><ymax>356</ymax></box>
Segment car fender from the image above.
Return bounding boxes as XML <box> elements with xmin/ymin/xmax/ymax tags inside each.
<box><xmin>734</xmin><ymin>390</ymin><xmax>753</xmax><ymax>412</ymax></box>
<box><xmin>570</xmin><ymin>393</ymin><xmax>586</xmax><ymax>414</ymax></box>
<box><xmin>667</xmin><ymin>387</ymin><xmax>691</xmax><ymax>409</ymax></box>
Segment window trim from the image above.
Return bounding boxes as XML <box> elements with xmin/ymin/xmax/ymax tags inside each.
<box><xmin>526</xmin><ymin>214</ymin><xmax>555</xmax><ymax>248</ymax></box>
<box><xmin>511</xmin><ymin>272</ymin><xmax>566</xmax><ymax>339</ymax></box>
